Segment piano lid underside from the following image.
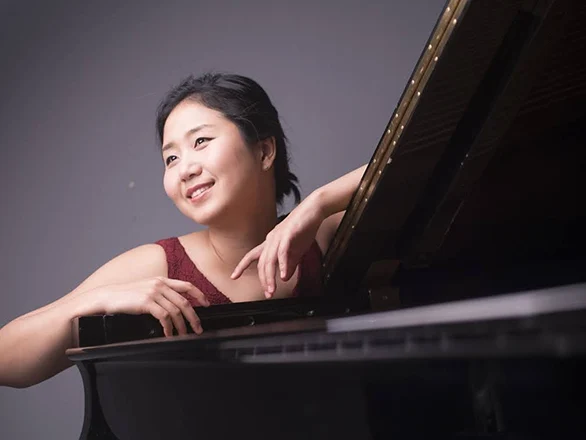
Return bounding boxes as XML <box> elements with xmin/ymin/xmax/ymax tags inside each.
<box><xmin>325</xmin><ymin>0</ymin><xmax>586</xmax><ymax>299</ymax></box>
<box><xmin>417</xmin><ymin>0</ymin><xmax>586</xmax><ymax>266</ymax></box>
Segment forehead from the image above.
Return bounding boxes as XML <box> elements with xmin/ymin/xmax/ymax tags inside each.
<box><xmin>162</xmin><ymin>100</ymin><xmax>226</xmax><ymax>144</ymax></box>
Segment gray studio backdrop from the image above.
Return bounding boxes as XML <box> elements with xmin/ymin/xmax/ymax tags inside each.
<box><xmin>0</xmin><ymin>0</ymin><xmax>445</xmax><ymax>438</ymax></box>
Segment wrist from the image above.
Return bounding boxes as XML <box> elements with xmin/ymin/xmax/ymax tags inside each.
<box><xmin>309</xmin><ymin>187</ymin><xmax>335</xmax><ymax>220</ymax></box>
<box><xmin>308</xmin><ymin>165</ymin><xmax>366</xmax><ymax>220</ymax></box>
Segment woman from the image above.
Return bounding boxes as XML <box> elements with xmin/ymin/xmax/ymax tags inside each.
<box><xmin>0</xmin><ymin>73</ymin><xmax>366</xmax><ymax>388</ymax></box>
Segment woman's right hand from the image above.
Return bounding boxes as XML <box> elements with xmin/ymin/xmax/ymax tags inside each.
<box><xmin>87</xmin><ymin>277</ymin><xmax>209</xmax><ymax>336</ymax></box>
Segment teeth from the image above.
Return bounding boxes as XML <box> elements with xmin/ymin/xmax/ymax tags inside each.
<box><xmin>190</xmin><ymin>184</ymin><xmax>212</xmax><ymax>198</ymax></box>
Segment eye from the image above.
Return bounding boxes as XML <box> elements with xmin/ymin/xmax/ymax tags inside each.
<box><xmin>194</xmin><ymin>137</ymin><xmax>210</xmax><ymax>148</ymax></box>
<box><xmin>165</xmin><ymin>155</ymin><xmax>177</xmax><ymax>166</ymax></box>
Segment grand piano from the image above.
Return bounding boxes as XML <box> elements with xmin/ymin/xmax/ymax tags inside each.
<box><xmin>67</xmin><ymin>0</ymin><xmax>586</xmax><ymax>438</ymax></box>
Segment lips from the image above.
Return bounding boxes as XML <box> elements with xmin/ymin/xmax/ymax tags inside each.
<box><xmin>186</xmin><ymin>182</ymin><xmax>214</xmax><ymax>200</ymax></box>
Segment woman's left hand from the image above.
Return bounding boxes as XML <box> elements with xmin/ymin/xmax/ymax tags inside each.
<box><xmin>231</xmin><ymin>194</ymin><xmax>325</xmax><ymax>298</ymax></box>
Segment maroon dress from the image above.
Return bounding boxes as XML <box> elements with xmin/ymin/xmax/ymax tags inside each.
<box><xmin>154</xmin><ymin>237</ymin><xmax>324</xmax><ymax>305</ymax></box>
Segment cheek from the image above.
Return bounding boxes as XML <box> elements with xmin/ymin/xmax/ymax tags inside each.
<box><xmin>162</xmin><ymin>173</ymin><xmax>179</xmax><ymax>199</ymax></box>
<box><xmin>217</xmin><ymin>145</ymin><xmax>256</xmax><ymax>179</ymax></box>
<box><xmin>210</xmin><ymin>143</ymin><xmax>240</xmax><ymax>167</ymax></box>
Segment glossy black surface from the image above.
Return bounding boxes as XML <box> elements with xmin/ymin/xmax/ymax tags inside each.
<box><xmin>68</xmin><ymin>0</ymin><xmax>586</xmax><ymax>438</ymax></box>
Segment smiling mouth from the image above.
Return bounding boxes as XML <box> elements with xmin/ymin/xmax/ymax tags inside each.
<box><xmin>188</xmin><ymin>183</ymin><xmax>214</xmax><ymax>200</ymax></box>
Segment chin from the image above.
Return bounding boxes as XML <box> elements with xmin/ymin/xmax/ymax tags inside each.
<box><xmin>181</xmin><ymin>200</ymin><xmax>228</xmax><ymax>227</ymax></box>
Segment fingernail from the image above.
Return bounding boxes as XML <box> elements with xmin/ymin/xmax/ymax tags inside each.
<box><xmin>281</xmin><ymin>270</ymin><xmax>285</xmax><ymax>278</ymax></box>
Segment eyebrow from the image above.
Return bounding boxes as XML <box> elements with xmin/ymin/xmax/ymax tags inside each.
<box><xmin>161</xmin><ymin>124</ymin><xmax>213</xmax><ymax>153</ymax></box>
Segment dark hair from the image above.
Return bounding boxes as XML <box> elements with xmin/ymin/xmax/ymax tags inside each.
<box><xmin>156</xmin><ymin>73</ymin><xmax>301</xmax><ymax>207</ymax></box>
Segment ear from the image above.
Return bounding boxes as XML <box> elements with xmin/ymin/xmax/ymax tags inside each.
<box><xmin>259</xmin><ymin>136</ymin><xmax>277</xmax><ymax>171</ymax></box>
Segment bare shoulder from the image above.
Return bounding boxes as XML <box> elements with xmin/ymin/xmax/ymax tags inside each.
<box><xmin>78</xmin><ymin>243</ymin><xmax>168</xmax><ymax>290</ymax></box>
<box><xmin>17</xmin><ymin>243</ymin><xmax>169</xmax><ymax>321</ymax></box>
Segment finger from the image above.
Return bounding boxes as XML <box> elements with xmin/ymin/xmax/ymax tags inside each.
<box><xmin>264</xmin><ymin>238</ymin><xmax>281</xmax><ymax>297</ymax></box>
<box><xmin>277</xmin><ymin>240</ymin><xmax>291</xmax><ymax>281</ymax></box>
<box><xmin>155</xmin><ymin>296</ymin><xmax>187</xmax><ymax>335</ymax></box>
<box><xmin>282</xmin><ymin>248</ymin><xmax>299</xmax><ymax>282</ymax></box>
<box><xmin>258</xmin><ymin>236</ymin><xmax>276</xmax><ymax>296</ymax></box>
<box><xmin>231</xmin><ymin>244</ymin><xmax>263</xmax><ymax>279</ymax></box>
<box><xmin>159</xmin><ymin>277</ymin><xmax>210</xmax><ymax>307</ymax></box>
<box><xmin>160</xmin><ymin>286</ymin><xmax>203</xmax><ymax>334</ymax></box>
<box><xmin>282</xmin><ymin>259</ymin><xmax>297</xmax><ymax>282</ymax></box>
<box><xmin>257</xmin><ymin>246</ymin><xmax>268</xmax><ymax>296</ymax></box>
<box><xmin>146</xmin><ymin>302</ymin><xmax>174</xmax><ymax>337</ymax></box>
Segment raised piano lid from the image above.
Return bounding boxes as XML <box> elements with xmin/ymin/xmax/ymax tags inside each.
<box><xmin>324</xmin><ymin>0</ymin><xmax>586</xmax><ymax>306</ymax></box>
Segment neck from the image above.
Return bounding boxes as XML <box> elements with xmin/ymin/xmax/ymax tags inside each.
<box><xmin>204</xmin><ymin>205</ymin><xmax>278</xmax><ymax>272</ymax></box>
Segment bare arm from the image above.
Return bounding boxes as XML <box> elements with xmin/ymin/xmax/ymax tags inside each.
<box><xmin>0</xmin><ymin>244</ymin><xmax>206</xmax><ymax>389</ymax></box>
<box><xmin>0</xmin><ymin>294</ymin><xmax>88</xmax><ymax>388</ymax></box>
<box><xmin>313</xmin><ymin>164</ymin><xmax>367</xmax><ymax>251</ymax></box>
<box><xmin>233</xmin><ymin>164</ymin><xmax>367</xmax><ymax>295</ymax></box>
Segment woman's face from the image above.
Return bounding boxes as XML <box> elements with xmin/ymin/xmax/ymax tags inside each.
<box><xmin>161</xmin><ymin>99</ymin><xmax>264</xmax><ymax>226</ymax></box>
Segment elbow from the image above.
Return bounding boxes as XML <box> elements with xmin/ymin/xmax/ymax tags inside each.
<box><xmin>0</xmin><ymin>369</ymin><xmax>52</xmax><ymax>388</ymax></box>
<box><xmin>0</xmin><ymin>358</ymin><xmax>73</xmax><ymax>389</ymax></box>
<box><xmin>11</xmin><ymin>382</ymin><xmax>35</xmax><ymax>389</ymax></box>
<box><xmin>0</xmin><ymin>363</ymin><xmax>68</xmax><ymax>389</ymax></box>
<box><xmin>0</xmin><ymin>375</ymin><xmax>35</xmax><ymax>389</ymax></box>
<box><xmin>0</xmin><ymin>360</ymin><xmax>43</xmax><ymax>389</ymax></box>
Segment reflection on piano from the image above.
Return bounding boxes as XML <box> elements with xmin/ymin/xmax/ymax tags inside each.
<box><xmin>68</xmin><ymin>0</ymin><xmax>586</xmax><ymax>438</ymax></box>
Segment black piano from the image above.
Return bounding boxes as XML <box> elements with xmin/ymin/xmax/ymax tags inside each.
<box><xmin>67</xmin><ymin>0</ymin><xmax>586</xmax><ymax>438</ymax></box>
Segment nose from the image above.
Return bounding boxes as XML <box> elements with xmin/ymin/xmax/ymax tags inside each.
<box><xmin>179</xmin><ymin>160</ymin><xmax>203</xmax><ymax>182</ymax></box>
